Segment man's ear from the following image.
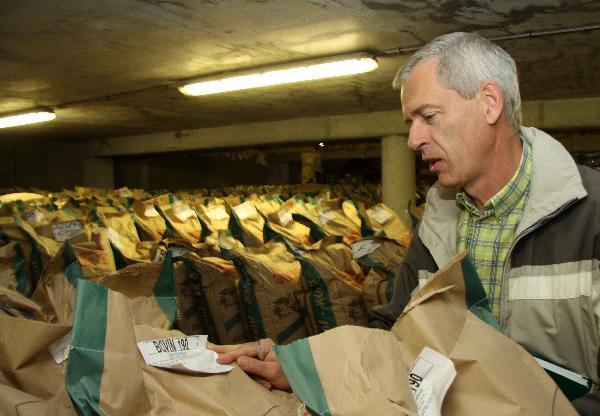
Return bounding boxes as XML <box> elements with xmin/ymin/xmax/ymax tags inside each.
<box><xmin>477</xmin><ymin>81</ymin><xmax>504</xmax><ymax>125</ymax></box>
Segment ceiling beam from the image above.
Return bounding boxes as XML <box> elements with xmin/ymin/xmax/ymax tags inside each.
<box><xmin>86</xmin><ymin>96</ymin><xmax>600</xmax><ymax>157</ymax></box>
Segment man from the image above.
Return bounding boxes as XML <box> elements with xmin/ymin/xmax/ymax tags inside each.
<box><xmin>214</xmin><ymin>32</ymin><xmax>600</xmax><ymax>413</ymax></box>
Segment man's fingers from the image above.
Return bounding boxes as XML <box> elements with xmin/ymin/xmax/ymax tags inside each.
<box><xmin>237</xmin><ymin>356</ymin><xmax>291</xmax><ymax>391</ymax></box>
<box><xmin>237</xmin><ymin>357</ymin><xmax>278</xmax><ymax>381</ymax></box>
<box><xmin>216</xmin><ymin>344</ymin><xmax>257</xmax><ymax>364</ymax></box>
<box><xmin>252</xmin><ymin>375</ymin><xmax>273</xmax><ymax>390</ymax></box>
<box><xmin>207</xmin><ymin>343</ymin><xmax>233</xmax><ymax>354</ymax></box>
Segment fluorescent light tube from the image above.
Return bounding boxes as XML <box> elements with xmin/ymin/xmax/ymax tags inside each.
<box><xmin>0</xmin><ymin>108</ymin><xmax>56</xmax><ymax>129</ymax></box>
<box><xmin>179</xmin><ymin>53</ymin><xmax>378</xmax><ymax>96</ymax></box>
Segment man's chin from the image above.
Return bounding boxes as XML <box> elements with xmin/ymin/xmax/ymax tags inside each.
<box><xmin>436</xmin><ymin>175</ymin><xmax>459</xmax><ymax>189</ymax></box>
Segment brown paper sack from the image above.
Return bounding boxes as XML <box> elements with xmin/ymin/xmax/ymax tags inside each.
<box><xmin>391</xmin><ymin>251</ymin><xmax>577</xmax><ymax>415</ymax></box>
<box><xmin>180</xmin><ymin>252</ymin><xmax>248</xmax><ymax>344</ymax></box>
<box><xmin>306</xmin><ymin>198</ymin><xmax>362</xmax><ymax>246</ymax></box>
<box><xmin>275</xmin><ymin>325</ymin><xmax>418</xmax><ymax>416</ymax></box>
<box><xmin>66</xmin><ymin>279</ymin><xmax>301</xmax><ymax>415</ymax></box>
<box><xmin>355</xmin><ymin>237</ymin><xmax>407</xmax><ymax>311</ymax></box>
<box><xmin>131</xmin><ymin>199</ymin><xmax>167</xmax><ymax>241</ymax></box>
<box><xmin>0</xmin><ymin>216</ymin><xmax>40</xmax><ymax>296</ymax></box>
<box><xmin>227</xmin><ymin>199</ymin><xmax>266</xmax><ymax>248</ymax></box>
<box><xmin>294</xmin><ymin>238</ymin><xmax>368</xmax><ymax>335</ymax></box>
<box><xmin>172</xmin><ymin>258</ymin><xmax>208</xmax><ymax>335</ymax></box>
<box><xmin>0</xmin><ymin>295</ymin><xmax>75</xmax><ymax>415</ymax></box>
<box><xmin>158</xmin><ymin>200</ymin><xmax>202</xmax><ymax>244</ymax></box>
<box><xmin>30</xmin><ymin>243</ymin><xmax>82</xmax><ymax>324</ymax></box>
<box><xmin>262</xmin><ymin>196</ymin><xmax>314</xmax><ymax>249</ymax></box>
<box><xmin>220</xmin><ymin>236</ymin><xmax>308</xmax><ymax>344</ymax></box>
<box><xmin>361</xmin><ymin>203</ymin><xmax>412</xmax><ymax>247</ymax></box>
<box><xmin>276</xmin><ymin>252</ymin><xmax>577</xmax><ymax>416</ymax></box>
<box><xmin>95</xmin><ymin>206</ymin><xmax>153</xmax><ymax>264</ymax></box>
<box><xmin>192</xmin><ymin>197</ymin><xmax>231</xmax><ymax>239</ymax></box>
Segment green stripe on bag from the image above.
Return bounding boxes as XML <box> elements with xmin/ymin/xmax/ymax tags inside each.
<box><xmin>277</xmin><ymin>315</ymin><xmax>306</xmax><ymax>344</ymax></box>
<box><xmin>66</xmin><ymin>279</ymin><xmax>108</xmax><ymax>416</ymax></box>
<box><xmin>222</xmin><ymin>248</ymin><xmax>267</xmax><ymax>340</ymax></box>
<box><xmin>262</xmin><ymin>220</ymin><xmax>279</xmax><ymax>244</ymax></box>
<box><xmin>12</xmin><ymin>243</ymin><xmax>30</xmax><ymax>296</ymax></box>
<box><xmin>63</xmin><ymin>243</ymin><xmax>84</xmax><ymax>288</ymax></box>
<box><xmin>228</xmin><ymin>212</ymin><xmax>246</xmax><ymax>245</ymax></box>
<box><xmin>292</xmin><ymin>214</ymin><xmax>326</xmax><ymax>243</ymax></box>
<box><xmin>63</xmin><ymin>262</ymin><xmax>83</xmax><ymax>288</ymax></box>
<box><xmin>224</xmin><ymin>313</ymin><xmax>242</xmax><ymax>332</ymax></box>
<box><xmin>355</xmin><ymin>256</ymin><xmax>395</xmax><ymax>302</ymax></box>
<box><xmin>183</xmin><ymin>258</ymin><xmax>221</xmax><ymax>344</ymax></box>
<box><xmin>275</xmin><ymin>339</ymin><xmax>330</xmax><ymax>416</ymax></box>
<box><xmin>238</xmin><ymin>273</ymin><xmax>265</xmax><ymax>340</ymax></box>
<box><xmin>460</xmin><ymin>255</ymin><xmax>500</xmax><ymax>331</ymax></box>
<box><xmin>154</xmin><ymin>251</ymin><xmax>177</xmax><ymax>326</ymax></box>
<box><xmin>297</xmin><ymin>258</ymin><xmax>336</xmax><ymax>332</ymax></box>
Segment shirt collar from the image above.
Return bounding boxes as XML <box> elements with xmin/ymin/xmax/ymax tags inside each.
<box><xmin>456</xmin><ymin>140</ymin><xmax>532</xmax><ymax>219</ymax></box>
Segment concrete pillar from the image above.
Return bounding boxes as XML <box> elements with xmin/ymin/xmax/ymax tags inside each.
<box><xmin>381</xmin><ymin>134</ymin><xmax>415</xmax><ymax>228</ymax></box>
<box><xmin>300</xmin><ymin>151</ymin><xmax>322</xmax><ymax>184</ymax></box>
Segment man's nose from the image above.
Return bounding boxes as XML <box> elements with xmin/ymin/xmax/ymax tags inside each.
<box><xmin>406</xmin><ymin>121</ymin><xmax>428</xmax><ymax>151</ymax></box>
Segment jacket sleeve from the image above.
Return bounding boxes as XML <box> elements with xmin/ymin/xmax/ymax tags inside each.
<box><xmin>368</xmin><ymin>230</ymin><xmax>437</xmax><ymax>330</ymax></box>
<box><xmin>573</xmin><ymin>169</ymin><xmax>600</xmax><ymax>415</ymax></box>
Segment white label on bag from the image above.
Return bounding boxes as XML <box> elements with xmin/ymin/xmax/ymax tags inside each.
<box><xmin>49</xmin><ymin>331</ymin><xmax>72</xmax><ymax>364</ymax></box>
<box><xmin>409</xmin><ymin>346</ymin><xmax>456</xmax><ymax>416</ymax></box>
<box><xmin>351</xmin><ymin>240</ymin><xmax>381</xmax><ymax>259</ymax></box>
<box><xmin>174</xmin><ymin>203</ymin><xmax>196</xmax><ymax>222</ymax></box>
<box><xmin>137</xmin><ymin>335</ymin><xmax>233</xmax><ymax>374</ymax></box>
<box><xmin>24</xmin><ymin>211</ymin><xmax>43</xmax><ymax>223</ymax></box>
<box><xmin>219</xmin><ymin>237</ymin><xmax>233</xmax><ymax>250</ymax></box>
<box><xmin>168</xmin><ymin>247</ymin><xmax>190</xmax><ymax>258</ymax></box>
<box><xmin>51</xmin><ymin>220</ymin><xmax>84</xmax><ymax>242</ymax></box>
<box><xmin>207</xmin><ymin>206</ymin><xmax>229</xmax><ymax>221</ymax></box>
<box><xmin>106</xmin><ymin>227</ymin><xmax>121</xmax><ymax>245</ymax></box>
<box><xmin>118</xmin><ymin>188</ymin><xmax>134</xmax><ymax>198</ymax></box>
<box><xmin>233</xmin><ymin>201</ymin><xmax>258</xmax><ymax>220</ymax></box>
<box><xmin>318</xmin><ymin>211</ymin><xmax>335</xmax><ymax>224</ymax></box>
<box><xmin>367</xmin><ymin>206</ymin><xmax>393</xmax><ymax>225</ymax></box>
<box><xmin>277</xmin><ymin>210</ymin><xmax>293</xmax><ymax>226</ymax></box>
<box><xmin>153</xmin><ymin>250</ymin><xmax>164</xmax><ymax>264</ymax></box>
<box><xmin>144</xmin><ymin>205</ymin><xmax>160</xmax><ymax>218</ymax></box>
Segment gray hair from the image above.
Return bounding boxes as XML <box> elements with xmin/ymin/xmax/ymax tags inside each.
<box><xmin>393</xmin><ymin>32</ymin><xmax>522</xmax><ymax>131</ymax></box>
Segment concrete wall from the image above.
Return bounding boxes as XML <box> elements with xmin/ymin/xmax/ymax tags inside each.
<box><xmin>0</xmin><ymin>136</ymin><xmax>81</xmax><ymax>191</ymax></box>
<box><xmin>1</xmin><ymin>98</ymin><xmax>599</xmax><ymax>192</ymax></box>
<box><xmin>114</xmin><ymin>154</ymin><xmax>291</xmax><ymax>190</ymax></box>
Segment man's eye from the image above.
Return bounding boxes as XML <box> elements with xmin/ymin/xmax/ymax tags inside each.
<box><xmin>424</xmin><ymin>112</ymin><xmax>437</xmax><ymax>121</ymax></box>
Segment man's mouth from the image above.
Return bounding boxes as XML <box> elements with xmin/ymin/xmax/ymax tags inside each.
<box><xmin>425</xmin><ymin>158</ymin><xmax>442</xmax><ymax>172</ymax></box>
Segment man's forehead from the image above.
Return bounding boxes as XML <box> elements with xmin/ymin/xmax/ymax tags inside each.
<box><xmin>399</xmin><ymin>57</ymin><xmax>450</xmax><ymax>113</ymax></box>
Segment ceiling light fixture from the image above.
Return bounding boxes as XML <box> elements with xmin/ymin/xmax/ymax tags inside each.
<box><xmin>178</xmin><ymin>53</ymin><xmax>378</xmax><ymax>96</ymax></box>
<box><xmin>0</xmin><ymin>108</ymin><xmax>56</xmax><ymax>129</ymax></box>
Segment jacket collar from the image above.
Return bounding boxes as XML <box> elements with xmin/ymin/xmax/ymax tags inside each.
<box><xmin>516</xmin><ymin>126</ymin><xmax>587</xmax><ymax>234</ymax></box>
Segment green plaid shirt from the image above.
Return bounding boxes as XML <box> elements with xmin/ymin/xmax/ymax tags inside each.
<box><xmin>456</xmin><ymin>141</ymin><xmax>532</xmax><ymax>319</ymax></box>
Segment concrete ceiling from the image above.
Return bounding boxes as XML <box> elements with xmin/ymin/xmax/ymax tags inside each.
<box><xmin>1</xmin><ymin>0</ymin><xmax>599</xmax><ymax>142</ymax></box>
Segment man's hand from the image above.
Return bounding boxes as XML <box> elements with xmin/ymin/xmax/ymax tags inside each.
<box><xmin>209</xmin><ymin>339</ymin><xmax>291</xmax><ymax>391</ymax></box>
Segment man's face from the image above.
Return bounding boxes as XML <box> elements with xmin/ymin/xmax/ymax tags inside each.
<box><xmin>401</xmin><ymin>58</ymin><xmax>491</xmax><ymax>190</ymax></box>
